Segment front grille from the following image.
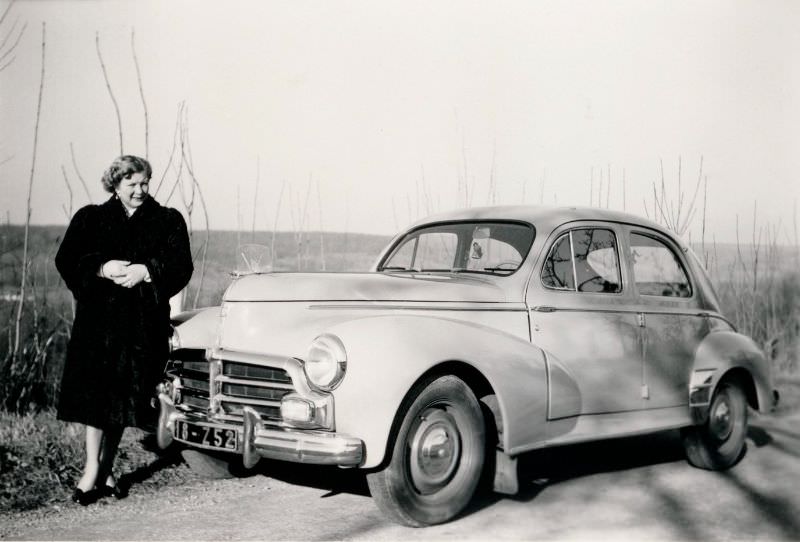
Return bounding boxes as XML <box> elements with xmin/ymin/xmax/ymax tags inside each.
<box><xmin>222</xmin><ymin>383</ymin><xmax>289</xmax><ymax>401</ymax></box>
<box><xmin>220</xmin><ymin>401</ymin><xmax>281</xmax><ymax>420</ymax></box>
<box><xmin>217</xmin><ymin>360</ymin><xmax>293</xmax><ymax>422</ymax></box>
<box><xmin>223</xmin><ymin>363</ymin><xmax>291</xmax><ymax>383</ymax></box>
<box><xmin>166</xmin><ymin>349</ymin><xmax>295</xmax><ymax>425</ymax></box>
<box><xmin>166</xmin><ymin>349</ymin><xmax>210</xmax><ymax>411</ymax></box>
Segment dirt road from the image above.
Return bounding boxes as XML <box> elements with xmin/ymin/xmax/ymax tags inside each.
<box><xmin>4</xmin><ymin>409</ymin><xmax>799</xmax><ymax>541</ymax></box>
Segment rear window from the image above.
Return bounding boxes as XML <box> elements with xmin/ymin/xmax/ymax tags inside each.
<box><xmin>629</xmin><ymin>233</ymin><xmax>691</xmax><ymax>297</ymax></box>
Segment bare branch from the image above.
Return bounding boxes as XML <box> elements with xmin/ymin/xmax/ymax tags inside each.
<box><xmin>0</xmin><ymin>0</ymin><xmax>16</xmax><ymax>28</ymax></box>
<box><xmin>0</xmin><ymin>53</ymin><xmax>14</xmax><ymax>72</ymax></box>
<box><xmin>69</xmin><ymin>143</ymin><xmax>91</xmax><ymax>202</ymax></box>
<box><xmin>622</xmin><ymin>168</ymin><xmax>626</xmax><ymax>211</ymax></box>
<box><xmin>154</xmin><ymin>102</ymin><xmax>183</xmax><ymax>197</ymax></box>
<box><xmin>13</xmin><ymin>23</ymin><xmax>45</xmax><ymax>358</ymax></box>
<box><xmin>316</xmin><ymin>177</ymin><xmax>325</xmax><ymax>271</ymax></box>
<box><xmin>0</xmin><ymin>5</ymin><xmax>27</xmax><ymax>73</ymax></box>
<box><xmin>270</xmin><ymin>179</ymin><xmax>285</xmax><ymax>263</ymax></box>
<box><xmin>0</xmin><ymin>20</ymin><xmax>25</xmax><ymax>64</ymax></box>
<box><xmin>60</xmin><ymin>165</ymin><xmax>74</xmax><ymax>219</ymax></box>
<box><xmin>96</xmin><ymin>32</ymin><xmax>124</xmax><ymax>155</ymax></box>
<box><xmin>251</xmin><ymin>155</ymin><xmax>259</xmax><ymax>242</ymax></box>
<box><xmin>131</xmin><ymin>28</ymin><xmax>149</xmax><ymax>159</ymax></box>
<box><xmin>174</xmin><ymin>109</ymin><xmax>210</xmax><ymax>309</ymax></box>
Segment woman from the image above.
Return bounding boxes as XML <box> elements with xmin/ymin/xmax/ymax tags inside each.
<box><xmin>55</xmin><ymin>155</ymin><xmax>193</xmax><ymax>505</ymax></box>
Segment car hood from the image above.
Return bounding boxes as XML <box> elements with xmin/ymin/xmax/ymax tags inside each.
<box><xmin>223</xmin><ymin>272</ymin><xmax>508</xmax><ymax>303</ymax></box>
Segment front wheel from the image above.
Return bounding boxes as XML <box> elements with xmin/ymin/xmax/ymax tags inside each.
<box><xmin>681</xmin><ymin>380</ymin><xmax>748</xmax><ymax>470</ymax></box>
<box><xmin>366</xmin><ymin>375</ymin><xmax>485</xmax><ymax>527</ymax></box>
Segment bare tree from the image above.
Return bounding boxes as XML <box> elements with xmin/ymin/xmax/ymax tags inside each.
<box><xmin>13</xmin><ymin>23</ymin><xmax>45</xmax><ymax>358</ymax></box>
<box><xmin>645</xmin><ymin>156</ymin><xmax>704</xmax><ymax>238</ymax></box>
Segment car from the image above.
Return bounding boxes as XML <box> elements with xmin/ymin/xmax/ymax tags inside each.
<box><xmin>155</xmin><ymin>205</ymin><xmax>779</xmax><ymax>526</ymax></box>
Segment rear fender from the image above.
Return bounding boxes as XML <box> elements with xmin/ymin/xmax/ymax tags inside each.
<box><xmin>326</xmin><ymin>314</ymin><xmax>549</xmax><ymax>468</ymax></box>
<box><xmin>689</xmin><ymin>331</ymin><xmax>776</xmax><ymax>423</ymax></box>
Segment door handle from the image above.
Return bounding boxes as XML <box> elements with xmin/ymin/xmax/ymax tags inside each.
<box><xmin>531</xmin><ymin>305</ymin><xmax>557</xmax><ymax>313</ymax></box>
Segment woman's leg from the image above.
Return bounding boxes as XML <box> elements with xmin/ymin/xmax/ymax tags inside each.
<box><xmin>76</xmin><ymin>425</ymin><xmax>103</xmax><ymax>492</ymax></box>
<box><xmin>98</xmin><ymin>425</ymin><xmax>124</xmax><ymax>488</ymax></box>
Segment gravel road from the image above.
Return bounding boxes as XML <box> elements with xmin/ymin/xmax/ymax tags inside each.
<box><xmin>3</xmin><ymin>408</ymin><xmax>799</xmax><ymax>541</ymax></box>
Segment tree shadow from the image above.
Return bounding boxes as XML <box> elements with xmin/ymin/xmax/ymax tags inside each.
<box><xmin>239</xmin><ymin>457</ymin><xmax>371</xmax><ymax>498</ymax></box>
<box><xmin>720</xmin><ymin>468</ymin><xmax>800</xmax><ymax>538</ymax></box>
<box><xmin>117</xmin><ymin>434</ymin><xmax>185</xmax><ymax>490</ymax></box>
<box><xmin>463</xmin><ymin>428</ymin><xmax>687</xmax><ymax>516</ymax></box>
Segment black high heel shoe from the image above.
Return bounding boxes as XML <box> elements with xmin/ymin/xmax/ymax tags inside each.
<box><xmin>98</xmin><ymin>483</ymin><xmax>128</xmax><ymax>500</ymax></box>
<box><xmin>71</xmin><ymin>488</ymin><xmax>94</xmax><ymax>506</ymax></box>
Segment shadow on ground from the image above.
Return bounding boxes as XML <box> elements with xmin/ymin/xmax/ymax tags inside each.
<box><xmin>117</xmin><ymin>433</ymin><xmax>185</xmax><ymax>492</ymax></box>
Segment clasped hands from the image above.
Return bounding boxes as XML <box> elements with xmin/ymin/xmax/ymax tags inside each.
<box><xmin>100</xmin><ymin>260</ymin><xmax>149</xmax><ymax>288</ymax></box>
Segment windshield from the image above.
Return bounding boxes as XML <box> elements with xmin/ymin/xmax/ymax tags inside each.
<box><xmin>378</xmin><ymin>221</ymin><xmax>535</xmax><ymax>276</ymax></box>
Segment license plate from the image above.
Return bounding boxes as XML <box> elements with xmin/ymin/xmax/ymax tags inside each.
<box><xmin>175</xmin><ymin>421</ymin><xmax>238</xmax><ymax>452</ymax></box>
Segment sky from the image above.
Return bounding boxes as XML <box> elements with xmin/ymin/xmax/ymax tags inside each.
<box><xmin>1</xmin><ymin>0</ymin><xmax>798</xmax><ymax>244</ymax></box>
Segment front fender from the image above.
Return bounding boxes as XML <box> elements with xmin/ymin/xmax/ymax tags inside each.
<box><xmin>327</xmin><ymin>314</ymin><xmax>549</xmax><ymax>468</ymax></box>
<box><xmin>172</xmin><ymin>306</ymin><xmax>221</xmax><ymax>349</ymax></box>
<box><xmin>691</xmin><ymin>330</ymin><xmax>776</xmax><ymax>418</ymax></box>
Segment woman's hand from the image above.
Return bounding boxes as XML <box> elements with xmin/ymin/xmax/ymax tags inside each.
<box><xmin>99</xmin><ymin>260</ymin><xmax>131</xmax><ymax>280</ymax></box>
<box><xmin>112</xmin><ymin>263</ymin><xmax>150</xmax><ymax>289</ymax></box>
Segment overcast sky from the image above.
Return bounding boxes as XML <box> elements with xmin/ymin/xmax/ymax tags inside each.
<box><xmin>1</xmin><ymin>0</ymin><xmax>798</xmax><ymax>244</ymax></box>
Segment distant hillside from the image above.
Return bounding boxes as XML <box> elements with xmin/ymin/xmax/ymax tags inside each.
<box><xmin>1</xmin><ymin>224</ymin><xmax>796</xmax><ymax>307</ymax></box>
<box><xmin>0</xmin><ymin>225</ymin><xmax>392</xmax><ymax>307</ymax></box>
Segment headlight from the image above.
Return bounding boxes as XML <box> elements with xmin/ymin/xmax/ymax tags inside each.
<box><xmin>169</xmin><ymin>326</ymin><xmax>181</xmax><ymax>352</ymax></box>
<box><xmin>302</xmin><ymin>334</ymin><xmax>347</xmax><ymax>392</ymax></box>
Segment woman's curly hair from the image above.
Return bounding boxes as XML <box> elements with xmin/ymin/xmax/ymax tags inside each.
<box><xmin>101</xmin><ymin>155</ymin><xmax>152</xmax><ymax>193</ymax></box>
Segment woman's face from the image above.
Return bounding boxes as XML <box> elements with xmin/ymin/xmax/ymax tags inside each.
<box><xmin>116</xmin><ymin>171</ymin><xmax>150</xmax><ymax>209</ymax></box>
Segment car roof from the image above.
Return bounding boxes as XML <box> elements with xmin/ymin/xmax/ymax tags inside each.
<box><xmin>406</xmin><ymin>204</ymin><xmax>684</xmax><ymax>247</ymax></box>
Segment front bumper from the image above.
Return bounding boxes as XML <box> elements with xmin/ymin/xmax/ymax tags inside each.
<box><xmin>156</xmin><ymin>394</ymin><xmax>363</xmax><ymax>467</ymax></box>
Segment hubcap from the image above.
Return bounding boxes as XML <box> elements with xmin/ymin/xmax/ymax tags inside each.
<box><xmin>409</xmin><ymin>408</ymin><xmax>462</xmax><ymax>494</ymax></box>
<box><xmin>709</xmin><ymin>392</ymin><xmax>733</xmax><ymax>441</ymax></box>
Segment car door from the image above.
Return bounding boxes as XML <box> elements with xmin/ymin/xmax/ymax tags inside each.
<box><xmin>624</xmin><ymin>229</ymin><xmax>708</xmax><ymax>409</ymax></box>
<box><xmin>527</xmin><ymin>223</ymin><xmax>644</xmax><ymax>417</ymax></box>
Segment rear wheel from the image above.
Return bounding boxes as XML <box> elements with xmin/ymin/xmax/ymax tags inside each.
<box><xmin>682</xmin><ymin>380</ymin><xmax>748</xmax><ymax>470</ymax></box>
<box><xmin>366</xmin><ymin>375</ymin><xmax>485</xmax><ymax>527</ymax></box>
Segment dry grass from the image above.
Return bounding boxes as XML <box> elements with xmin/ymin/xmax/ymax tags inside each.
<box><xmin>0</xmin><ymin>409</ymin><xmax>192</xmax><ymax>512</ymax></box>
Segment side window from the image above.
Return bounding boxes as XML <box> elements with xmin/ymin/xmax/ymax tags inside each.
<box><xmin>572</xmin><ymin>229</ymin><xmax>622</xmax><ymax>293</ymax></box>
<box><xmin>541</xmin><ymin>233</ymin><xmax>574</xmax><ymax>290</ymax></box>
<box><xmin>630</xmin><ymin>233</ymin><xmax>692</xmax><ymax>297</ymax></box>
<box><xmin>542</xmin><ymin>228</ymin><xmax>622</xmax><ymax>293</ymax></box>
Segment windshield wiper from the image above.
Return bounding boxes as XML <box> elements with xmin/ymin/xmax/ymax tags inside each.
<box><xmin>482</xmin><ymin>267</ymin><xmax>515</xmax><ymax>275</ymax></box>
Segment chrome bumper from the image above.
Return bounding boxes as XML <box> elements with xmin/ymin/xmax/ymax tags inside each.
<box><xmin>156</xmin><ymin>394</ymin><xmax>363</xmax><ymax>467</ymax></box>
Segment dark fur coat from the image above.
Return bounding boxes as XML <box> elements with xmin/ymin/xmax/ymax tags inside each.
<box><xmin>55</xmin><ymin>195</ymin><xmax>193</xmax><ymax>429</ymax></box>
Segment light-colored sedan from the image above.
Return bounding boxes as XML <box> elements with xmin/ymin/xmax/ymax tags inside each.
<box><xmin>156</xmin><ymin>205</ymin><xmax>779</xmax><ymax>526</ymax></box>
